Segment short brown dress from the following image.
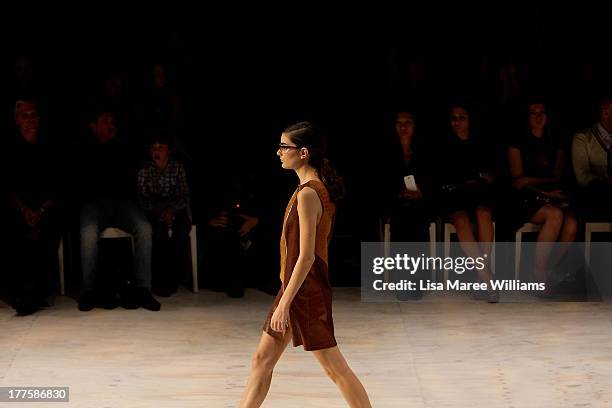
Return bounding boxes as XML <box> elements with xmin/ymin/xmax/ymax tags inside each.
<box><xmin>262</xmin><ymin>180</ymin><xmax>337</xmax><ymax>351</ymax></box>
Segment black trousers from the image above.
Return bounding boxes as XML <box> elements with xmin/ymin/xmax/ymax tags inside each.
<box><xmin>149</xmin><ymin>209</ymin><xmax>191</xmax><ymax>291</ymax></box>
<box><xmin>7</xmin><ymin>210</ymin><xmax>61</xmax><ymax>303</ymax></box>
<box><xmin>576</xmin><ymin>181</ymin><xmax>612</xmax><ymax>221</ymax></box>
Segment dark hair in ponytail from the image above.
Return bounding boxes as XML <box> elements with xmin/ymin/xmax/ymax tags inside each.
<box><xmin>283</xmin><ymin>121</ymin><xmax>345</xmax><ymax>202</ymax></box>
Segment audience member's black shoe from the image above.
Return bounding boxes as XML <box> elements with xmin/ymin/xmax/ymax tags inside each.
<box><xmin>137</xmin><ymin>288</ymin><xmax>161</xmax><ymax>311</ymax></box>
<box><xmin>78</xmin><ymin>290</ymin><xmax>96</xmax><ymax>312</ymax></box>
<box><xmin>15</xmin><ymin>304</ymin><xmax>40</xmax><ymax>316</ymax></box>
<box><xmin>553</xmin><ymin>279</ymin><xmax>585</xmax><ymax>296</ymax></box>
<box><xmin>13</xmin><ymin>295</ymin><xmax>41</xmax><ymax>316</ymax></box>
<box><xmin>98</xmin><ymin>290</ymin><xmax>118</xmax><ymax>310</ymax></box>
<box><xmin>79</xmin><ymin>289</ymin><xmax>118</xmax><ymax>311</ymax></box>
<box><xmin>120</xmin><ymin>287</ymin><xmax>140</xmax><ymax>309</ymax></box>
<box><xmin>395</xmin><ymin>288</ymin><xmax>423</xmax><ymax>301</ymax></box>
<box><xmin>12</xmin><ymin>292</ymin><xmax>45</xmax><ymax>316</ymax></box>
<box><xmin>471</xmin><ymin>289</ymin><xmax>500</xmax><ymax>303</ymax></box>
<box><xmin>486</xmin><ymin>289</ymin><xmax>500</xmax><ymax>303</ymax></box>
<box><xmin>535</xmin><ymin>288</ymin><xmax>555</xmax><ymax>299</ymax></box>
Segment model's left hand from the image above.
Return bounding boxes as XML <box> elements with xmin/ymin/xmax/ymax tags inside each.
<box><xmin>270</xmin><ymin>303</ymin><xmax>290</xmax><ymax>333</ymax></box>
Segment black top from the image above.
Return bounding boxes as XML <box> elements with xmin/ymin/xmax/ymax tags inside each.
<box><xmin>77</xmin><ymin>136</ymin><xmax>136</xmax><ymax>204</ymax></box>
<box><xmin>6</xmin><ymin>132</ymin><xmax>61</xmax><ymax>209</ymax></box>
<box><xmin>379</xmin><ymin>136</ymin><xmax>431</xmax><ymax>214</ymax></box>
<box><xmin>509</xmin><ymin>132</ymin><xmax>559</xmax><ymax>179</ymax></box>
<box><xmin>434</xmin><ymin>133</ymin><xmax>494</xmax><ymax>189</ymax></box>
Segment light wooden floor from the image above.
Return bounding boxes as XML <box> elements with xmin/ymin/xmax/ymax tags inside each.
<box><xmin>1</xmin><ymin>288</ymin><xmax>612</xmax><ymax>407</ymax></box>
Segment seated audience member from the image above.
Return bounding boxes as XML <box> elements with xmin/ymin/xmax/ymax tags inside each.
<box><xmin>432</xmin><ymin>102</ymin><xmax>498</xmax><ymax>302</ymax></box>
<box><xmin>137</xmin><ymin>132</ymin><xmax>191</xmax><ymax>297</ymax></box>
<box><xmin>508</xmin><ymin>101</ymin><xmax>577</xmax><ymax>289</ymax></box>
<box><xmin>380</xmin><ymin>109</ymin><xmax>434</xmax><ymax>300</ymax></box>
<box><xmin>381</xmin><ymin>109</ymin><xmax>433</xmax><ymax>242</ymax></box>
<box><xmin>200</xmin><ymin>170</ymin><xmax>261</xmax><ymax>299</ymax></box>
<box><xmin>572</xmin><ymin>94</ymin><xmax>612</xmax><ymax>221</ymax></box>
<box><xmin>77</xmin><ymin>104</ymin><xmax>159</xmax><ymax>312</ymax></box>
<box><xmin>6</xmin><ymin>100</ymin><xmax>62</xmax><ymax>316</ymax></box>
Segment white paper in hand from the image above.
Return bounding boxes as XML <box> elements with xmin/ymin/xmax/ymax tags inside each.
<box><xmin>404</xmin><ymin>175</ymin><xmax>418</xmax><ymax>192</ymax></box>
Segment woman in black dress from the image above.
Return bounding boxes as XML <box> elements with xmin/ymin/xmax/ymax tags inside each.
<box><xmin>434</xmin><ymin>102</ymin><xmax>498</xmax><ymax>302</ymax></box>
<box><xmin>508</xmin><ymin>101</ymin><xmax>577</xmax><ymax>288</ymax></box>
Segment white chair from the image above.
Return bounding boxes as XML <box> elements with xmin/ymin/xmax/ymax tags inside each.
<box><xmin>382</xmin><ymin>221</ymin><xmax>437</xmax><ymax>281</ymax></box>
<box><xmin>584</xmin><ymin>222</ymin><xmax>612</xmax><ymax>267</ymax></box>
<box><xmin>514</xmin><ymin>222</ymin><xmax>542</xmax><ymax>279</ymax></box>
<box><xmin>443</xmin><ymin>222</ymin><xmax>495</xmax><ymax>282</ymax></box>
<box><xmin>58</xmin><ymin>225</ymin><xmax>199</xmax><ymax>295</ymax></box>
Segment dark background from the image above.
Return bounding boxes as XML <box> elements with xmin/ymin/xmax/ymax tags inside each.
<box><xmin>2</xmin><ymin>6</ymin><xmax>610</xmax><ymax>285</ymax></box>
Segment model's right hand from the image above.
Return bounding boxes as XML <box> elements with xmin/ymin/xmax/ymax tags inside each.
<box><xmin>270</xmin><ymin>304</ymin><xmax>290</xmax><ymax>333</ymax></box>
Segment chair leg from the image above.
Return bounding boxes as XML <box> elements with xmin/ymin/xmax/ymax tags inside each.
<box><xmin>515</xmin><ymin>229</ymin><xmax>522</xmax><ymax>280</ymax></box>
<box><xmin>383</xmin><ymin>223</ymin><xmax>391</xmax><ymax>258</ymax></box>
<box><xmin>585</xmin><ymin>224</ymin><xmax>592</xmax><ymax>269</ymax></box>
<box><xmin>444</xmin><ymin>224</ymin><xmax>452</xmax><ymax>283</ymax></box>
<box><xmin>383</xmin><ymin>223</ymin><xmax>391</xmax><ymax>283</ymax></box>
<box><xmin>190</xmin><ymin>225</ymin><xmax>199</xmax><ymax>293</ymax></box>
<box><xmin>429</xmin><ymin>222</ymin><xmax>436</xmax><ymax>282</ymax></box>
<box><xmin>58</xmin><ymin>238</ymin><xmax>65</xmax><ymax>296</ymax></box>
<box><xmin>491</xmin><ymin>222</ymin><xmax>496</xmax><ymax>275</ymax></box>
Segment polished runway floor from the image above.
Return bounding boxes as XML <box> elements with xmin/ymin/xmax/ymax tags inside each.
<box><xmin>2</xmin><ymin>288</ymin><xmax>612</xmax><ymax>407</ymax></box>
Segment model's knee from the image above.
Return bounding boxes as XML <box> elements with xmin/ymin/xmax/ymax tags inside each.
<box><xmin>323</xmin><ymin>366</ymin><xmax>341</xmax><ymax>383</ymax></box>
<box><xmin>321</xmin><ymin>362</ymin><xmax>351</xmax><ymax>384</ymax></box>
<box><xmin>251</xmin><ymin>351</ymin><xmax>275</xmax><ymax>373</ymax></box>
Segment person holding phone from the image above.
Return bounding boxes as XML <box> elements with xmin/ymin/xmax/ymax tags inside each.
<box><xmin>382</xmin><ymin>109</ymin><xmax>432</xmax><ymax>243</ymax></box>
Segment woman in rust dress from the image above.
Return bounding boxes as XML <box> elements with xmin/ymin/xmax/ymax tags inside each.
<box><xmin>239</xmin><ymin>122</ymin><xmax>371</xmax><ymax>407</ymax></box>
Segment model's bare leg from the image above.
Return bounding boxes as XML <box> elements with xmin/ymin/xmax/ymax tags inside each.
<box><xmin>312</xmin><ymin>346</ymin><xmax>372</xmax><ymax>408</ymax></box>
<box><xmin>239</xmin><ymin>328</ymin><xmax>292</xmax><ymax>408</ymax></box>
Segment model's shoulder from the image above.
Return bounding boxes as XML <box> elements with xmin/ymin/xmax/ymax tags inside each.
<box><xmin>297</xmin><ymin>185</ymin><xmax>319</xmax><ymax>201</ymax></box>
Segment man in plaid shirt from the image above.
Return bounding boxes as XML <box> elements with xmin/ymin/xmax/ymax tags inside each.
<box><xmin>137</xmin><ymin>133</ymin><xmax>190</xmax><ymax>296</ymax></box>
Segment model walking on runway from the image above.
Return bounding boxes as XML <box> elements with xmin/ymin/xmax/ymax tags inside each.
<box><xmin>239</xmin><ymin>121</ymin><xmax>371</xmax><ymax>407</ymax></box>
